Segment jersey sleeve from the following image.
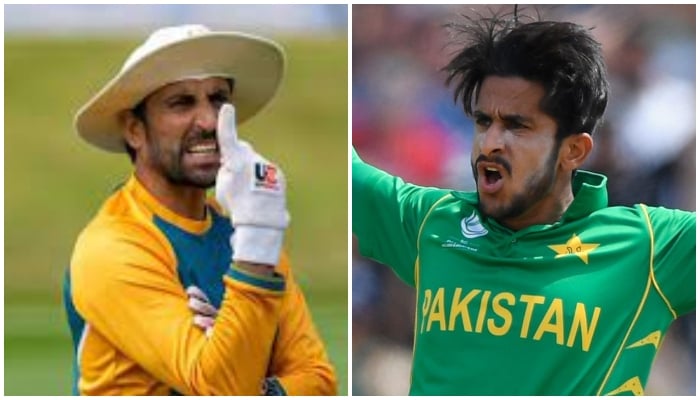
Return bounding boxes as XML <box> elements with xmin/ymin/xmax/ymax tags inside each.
<box><xmin>643</xmin><ymin>205</ymin><xmax>696</xmax><ymax>317</ymax></box>
<box><xmin>71</xmin><ymin>218</ymin><xmax>284</xmax><ymax>395</ymax></box>
<box><xmin>352</xmin><ymin>147</ymin><xmax>450</xmax><ymax>286</ymax></box>
<box><xmin>265</xmin><ymin>252</ymin><xmax>338</xmax><ymax>395</ymax></box>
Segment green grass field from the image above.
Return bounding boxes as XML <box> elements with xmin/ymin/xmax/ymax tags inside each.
<box><xmin>5</xmin><ymin>35</ymin><xmax>348</xmax><ymax>395</ymax></box>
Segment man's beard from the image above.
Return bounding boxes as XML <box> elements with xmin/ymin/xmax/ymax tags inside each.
<box><xmin>147</xmin><ymin>131</ymin><xmax>218</xmax><ymax>189</ymax></box>
<box><xmin>475</xmin><ymin>144</ymin><xmax>559</xmax><ymax>222</ymax></box>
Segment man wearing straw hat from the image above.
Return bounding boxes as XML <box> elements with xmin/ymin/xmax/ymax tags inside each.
<box><xmin>64</xmin><ymin>25</ymin><xmax>337</xmax><ymax>395</ymax></box>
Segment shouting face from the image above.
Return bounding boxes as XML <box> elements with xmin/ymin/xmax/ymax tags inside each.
<box><xmin>471</xmin><ymin>76</ymin><xmax>563</xmax><ymax>226</ymax></box>
<box><xmin>127</xmin><ymin>77</ymin><xmax>232</xmax><ymax>189</ymax></box>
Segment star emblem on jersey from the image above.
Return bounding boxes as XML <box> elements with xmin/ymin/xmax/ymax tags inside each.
<box><xmin>547</xmin><ymin>234</ymin><xmax>600</xmax><ymax>265</ymax></box>
<box><xmin>461</xmin><ymin>211</ymin><xmax>488</xmax><ymax>239</ymax></box>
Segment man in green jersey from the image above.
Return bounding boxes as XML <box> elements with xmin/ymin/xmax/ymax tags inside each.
<box><xmin>352</xmin><ymin>12</ymin><xmax>696</xmax><ymax>396</ymax></box>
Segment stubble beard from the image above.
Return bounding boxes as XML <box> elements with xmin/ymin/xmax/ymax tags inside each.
<box><xmin>148</xmin><ymin>133</ymin><xmax>217</xmax><ymax>190</ymax></box>
<box><xmin>476</xmin><ymin>146</ymin><xmax>559</xmax><ymax>223</ymax></box>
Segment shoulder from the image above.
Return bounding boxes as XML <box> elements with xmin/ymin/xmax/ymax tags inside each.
<box><xmin>596</xmin><ymin>203</ymin><xmax>696</xmax><ymax>228</ymax></box>
<box><xmin>71</xmin><ymin>200</ymin><xmax>177</xmax><ymax>283</ymax></box>
<box><xmin>635</xmin><ymin>204</ymin><xmax>696</xmax><ymax>239</ymax></box>
<box><xmin>76</xmin><ymin>184</ymin><xmax>175</xmax><ymax>254</ymax></box>
<box><xmin>589</xmin><ymin>203</ymin><xmax>649</xmax><ymax>224</ymax></box>
<box><xmin>76</xmin><ymin>213</ymin><xmax>169</xmax><ymax>251</ymax></box>
<box><xmin>585</xmin><ymin>204</ymin><xmax>695</xmax><ymax>241</ymax></box>
<box><xmin>638</xmin><ymin>204</ymin><xmax>696</xmax><ymax>223</ymax></box>
<box><xmin>396</xmin><ymin>185</ymin><xmax>459</xmax><ymax>217</ymax></box>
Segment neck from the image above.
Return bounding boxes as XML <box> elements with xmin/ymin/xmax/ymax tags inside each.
<box><xmin>500</xmin><ymin>174</ymin><xmax>574</xmax><ymax>231</ymax></box>
<box><xmin>134</xmin><ymin>167</ymin><xmax>208</xmax><ymax>221</ymax></box>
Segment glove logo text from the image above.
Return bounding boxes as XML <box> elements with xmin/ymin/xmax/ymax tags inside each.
<box><xmin>254</xmin><ymin>162</ymin><xmax>281</xmax><ymax>191</ymax></box>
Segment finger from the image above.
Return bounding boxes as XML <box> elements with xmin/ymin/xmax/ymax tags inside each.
<box><xmin>193</xmin><ymin>315</ymin><xmax>215</xmax><ymax>330</ymax></box>
<box><xmin>216</xmin><ymin>103</ymin><xmax>238</xmax><ymax>163</ymax></box>
<box><xmin>215</xmin><ymin>168</ymin><xmax>231</xmax><ymax>211</ymax></box>
<box><xmin>188</xmin><ymin>297</ymin><xmax>218</xmax><ymax>317</ymax></box>
<box><xmin>186</xmin><ymin>285</ymin><xmax>211</xmax><ymax>303</ymax></box>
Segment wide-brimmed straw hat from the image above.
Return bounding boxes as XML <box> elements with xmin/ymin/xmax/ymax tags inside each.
<box><xmin>74</xmin><ymin>24</ymin><xmax>285</xmax><ymax>152</ymax></box>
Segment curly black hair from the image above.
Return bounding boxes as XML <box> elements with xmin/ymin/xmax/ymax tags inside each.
<box><xmin>443</xmin><ymin>10</ymin><xmax>609</xmax><ymax>139</ymax></box>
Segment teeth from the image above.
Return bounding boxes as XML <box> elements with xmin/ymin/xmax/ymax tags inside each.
<box><xmin>189</xmin><ymin>143</ymin><xmax>217</xmax><ymax>154</ymax></box>
<box><xmin>486</xmin><ymin>167</ymin><xmax>499</xmax><ymax>172</ymax></box>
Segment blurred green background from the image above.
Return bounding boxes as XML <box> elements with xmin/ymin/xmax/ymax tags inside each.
<box><xmin>5</xmin><ymin>30</ymin><xmax>348</xmax><ymax>394</ymax></box>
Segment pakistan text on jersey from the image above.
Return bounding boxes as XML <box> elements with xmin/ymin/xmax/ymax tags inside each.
<box><xmin>419</xmin><ymin>288</ymin><xmax>601</xmax><ymax>352</ymax></box>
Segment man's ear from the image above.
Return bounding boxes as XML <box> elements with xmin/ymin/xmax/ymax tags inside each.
<box><xmin>559</xmin><ymin>132</ymin><xmax>593</xmax><ymax>172</ymax></box>
<box><xmin>122</xmin><ymin>111</ymin><xmax>146</xmax><ymax>152</ymax></box>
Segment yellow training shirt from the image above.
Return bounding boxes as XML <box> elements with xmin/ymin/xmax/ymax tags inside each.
<box><xmin>64</xmin><ymin>175</ymin><xmax>337</xmax><ymax>395</ymax></box>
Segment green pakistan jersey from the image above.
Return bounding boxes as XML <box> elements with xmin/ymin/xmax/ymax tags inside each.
<box><xmin>352</xmin><ymin>148</ymin><xmax>695</xmax><ymax>396</ymax></box>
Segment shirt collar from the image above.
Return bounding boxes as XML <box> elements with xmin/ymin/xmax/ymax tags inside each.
<box><xmin>124</xmin><ymin>174</ymin><xmax>212</xmax><ymax>234</ymax></box>
<box><xmin>563</xmin><ymin>170</ymin><xmax>608</xmax><ymax>221</ymax></box>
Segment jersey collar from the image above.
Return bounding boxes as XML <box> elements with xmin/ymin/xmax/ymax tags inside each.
<box><xmin>125</xmin><ymin>174</ymin><xmax>213</xmax><ymax>234</ymax></box>
<box><xmin>564</xmin><ymin>170</ymin><xmax>608</xmax><ymax>221</ymax></box>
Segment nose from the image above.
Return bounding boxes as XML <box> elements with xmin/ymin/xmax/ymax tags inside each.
<box><xmin>478</xmin><ymin>124</ymin><xmax>505</xmax><ymax>155</ymax></box>
<box><xmin>194</xmin><ymin>103</ymin><xmax>218</xmax><ymax>133</ymax></box>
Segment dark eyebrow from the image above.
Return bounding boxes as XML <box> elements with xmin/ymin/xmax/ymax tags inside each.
<box><xmin>472</xmin><ymin>110</ymin><xmax>533</xmax><ymax>127</ymax></box>
<box><xmin>472</xmin><ymin>110</ymin><xmax>491</xmax><ymax>120</ymax></box>
<box><xmin>499</xmin><ymin>113</ymin><xmax>532</xmax><ymax>126</ymax></box>
<box><xmin>164</xmin><ymin>91</ymin><xmax>194</xmax><ymax>103</ymax></box>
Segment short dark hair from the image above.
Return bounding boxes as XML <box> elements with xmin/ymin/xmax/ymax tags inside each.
<box><xmin>443</xmin><ymin>11</ymin><xmax>609</xmax><ymax>138</ymax></box>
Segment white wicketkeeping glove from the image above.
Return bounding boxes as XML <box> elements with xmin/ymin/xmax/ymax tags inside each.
<box><xmin>215</xmin><ymin>104</ymin><xmax>290</xmax><ymax>266</ymax></box>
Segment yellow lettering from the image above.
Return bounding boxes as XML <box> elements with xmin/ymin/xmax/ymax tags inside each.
<box><xmin>519</xmin><ymin>294</ymin><xmax>545</xmax><ymax>338</ymax></box>
<box><xmin>475</xmin><ymin>290</ymin><xmax>491</xmax><ymax>333</ymax></box>
<box><xmin>423</xmin><ymin>288</ymin><xmax>601</xmax><ymax>352</ymax></box>
<box><xmin>427</xmin><ymin>288</ymin><xmax>446</xmax><ymax>331</ymax></box>
<box><xmin>488</xmin><ymin>292</ymin><xmax>515</xmax><ymax>336</ymax></box>
<box><xmin>567</xmin><ymin>303</ymin><xmax>601</xmax><ymax>351</ymax></box>
<box><xmin>448</xmin><ymin>288</ymin><xmax>480</xmax><ymax>332</ymax></box>
<box><xmin>534</xmin><ymin>298</ymin><xmax>565</xmax><ymax>345</ymax></box>
<box><xmin>420</xmin><ymin>289</ymin><xmax>432</xmax><ymax>334</ymax></box>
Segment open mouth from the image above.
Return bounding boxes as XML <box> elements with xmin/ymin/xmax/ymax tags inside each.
<box><xmin>184</xmin><ymin>130</ymin><xmax>219</xmax><ymax>156</ymax></box>
<box><xmin>484</xmin><ymin>167</ymin><xmax>502</xmax><ymax>184</ymax></box>
<box><xmin>185</xmin><ymin>140</ymin><xmax>219</xmax><ymax>155</ymax></box>
<box><xmin>478</xmin><ymin>163</ymin><xmax>506</xmax><ymax>194</ymax></box>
